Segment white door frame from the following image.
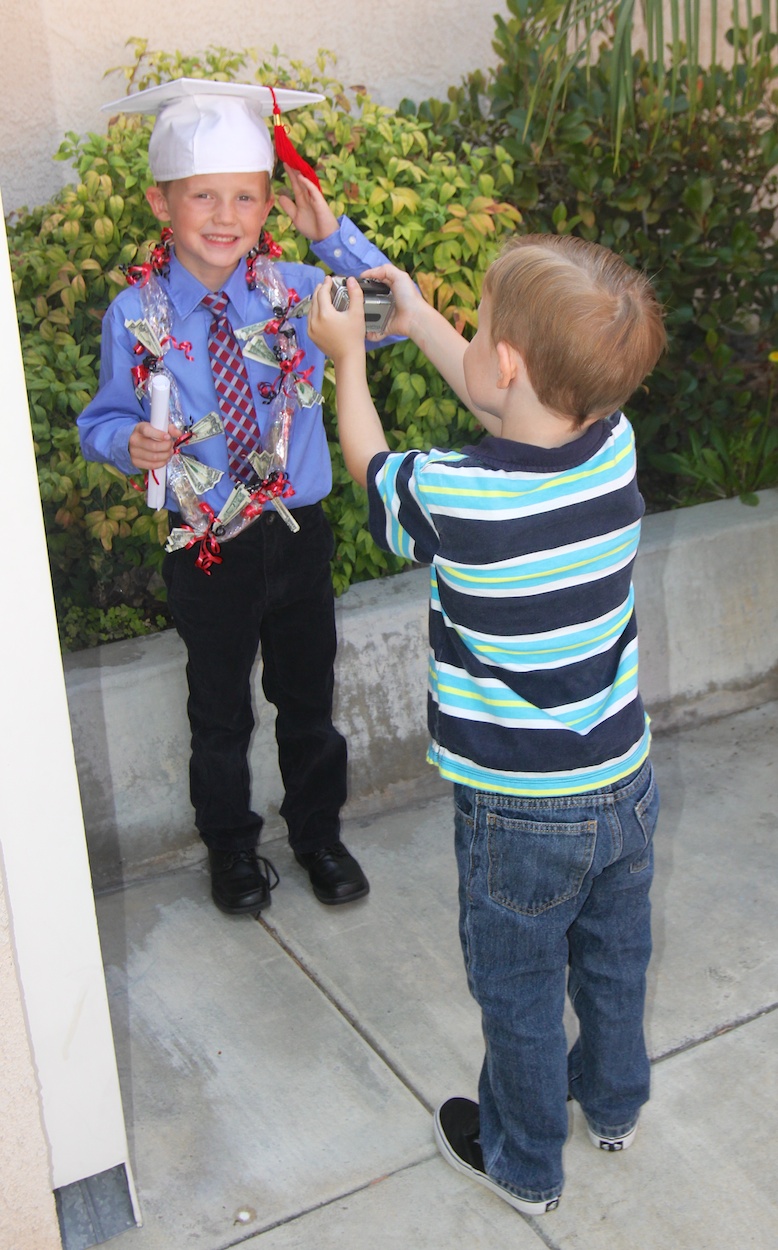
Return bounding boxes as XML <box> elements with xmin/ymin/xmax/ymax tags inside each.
<box><xmin>0</xmin><ymin>192</ymin><xmax>139</xmax><ymax>1218</ymax></box>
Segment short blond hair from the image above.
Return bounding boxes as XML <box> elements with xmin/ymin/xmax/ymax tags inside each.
<box><xmin>483</xmin><ymin>234</ymin><xmax>666</xmax><ymax>424</ymax></box>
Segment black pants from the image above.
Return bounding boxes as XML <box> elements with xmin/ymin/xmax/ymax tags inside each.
<box><xmin>163</xmin><ymin>503</ymin><xmax>347</xmax><ymax>854</ymax></box>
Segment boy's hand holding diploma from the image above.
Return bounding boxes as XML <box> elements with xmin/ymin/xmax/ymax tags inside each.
<box><xmin>129</xmin><ymin>416</ymin><xmax>178</xmax><ymax>471</ymax></box>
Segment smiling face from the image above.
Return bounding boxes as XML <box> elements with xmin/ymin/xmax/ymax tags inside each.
<box><xmin>145</xmin><ymin>172</ymin><xmax>274</xmax><ymax>291</ymax></box>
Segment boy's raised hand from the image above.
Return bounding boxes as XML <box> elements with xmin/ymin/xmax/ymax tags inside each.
<box><xmin>308</xmin><ymin>277</ymin><xmax>367</xmax><ymax>362</ymax></box>
<box><xmin>277</xmin><ymin>166</ymin><xmax>339</xmax><ymax>242</ymax></box>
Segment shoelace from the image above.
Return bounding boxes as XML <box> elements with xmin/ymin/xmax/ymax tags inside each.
<box><xmin>257</xmin><ymin>854</ymin><xmax>280</xmax><ymax>891</ymax></box>
<box><xmin>220</xmin><ymin>849</ymin><xmax>280</xmax><ymax>890</ymax></box>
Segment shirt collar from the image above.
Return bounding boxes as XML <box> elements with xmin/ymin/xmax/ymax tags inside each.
<box><xmin>162</xmin><ymin>251</ymin><xmax>266</xmax><ymax>320</ymax></box>
<box><xmin>474</xmin><ymin>416</ymin><xmax>614</xmax><ymax>472</ymax></box>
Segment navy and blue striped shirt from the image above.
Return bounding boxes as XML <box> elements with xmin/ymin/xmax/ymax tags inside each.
<box><xmin>367</xmin><ymin>412</ymin><xmax>650</xmax><ymax>796</ymax></box>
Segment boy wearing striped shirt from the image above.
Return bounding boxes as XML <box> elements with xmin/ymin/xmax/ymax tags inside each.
<box><xmin>308</xmin><ymin>235</ymin><xmax>666</xmax><ymax>1216</ymax></box>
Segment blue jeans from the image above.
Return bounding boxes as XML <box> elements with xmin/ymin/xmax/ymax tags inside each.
<box><xmin>453</xmin><ymin>758</ymin><xmax>659</xmax><ymax>1203</ymax></box>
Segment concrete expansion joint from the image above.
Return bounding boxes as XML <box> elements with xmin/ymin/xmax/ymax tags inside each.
<box><xmin>235</xmin><ymin>1155</ymin><xmax>439</xmax><ymax>1247</ymax></box>
<box><xmin>651</xmin><ymin>998</ymin><xmax>778</xmax><ymax>1066</ymax></box>
<box><xmin>261</xmin><ymin>915</ymin><xmax>435</xmax><ymax>1115</ymax></box>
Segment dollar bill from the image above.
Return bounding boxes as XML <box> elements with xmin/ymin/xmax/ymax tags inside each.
<box><xmin>216</xmin><ymin>484</ymin><xmax>252</xmax><ymax>529</ymax></box>
<box><xmin>124</xmin><ymin>317</ymin><xmax>164</xmax><ymax>357</ymax></box>
<box><xmin>295</xmin><ymin>379</ymin><xmax>323</xmax><ymax>408</ymax></box>
<box><xmin>287</xmin><ymin>295</ymin><xmax>312</xmax><ymax>318</ymax></box>
<box><xmin>247</xmin><ymin>449</ymin><xmax>274</xmax><ymax>481</ymax></box>
<box><xmin>179</xmin><ymin>455</ymin><xmax>224</xmax><ymax>495</ymax></box>
<box><xmin>271</xmin><ymin>497</ymin><xmax>301</xmax><ymax>533</ymax></box>
<box><xmin>165</xmin><ymin>527</ymin><xmax>198</xmax><ymax>552</ymax></box>
<box><xmin>185</xmin><ymin>412</ymin><xmax>224</xmax><ymax>444</ymax></box>
<box><xmin>235</xmin><ymin>323</ymin><xmax>280</xmax><ymax>367</ymax></box>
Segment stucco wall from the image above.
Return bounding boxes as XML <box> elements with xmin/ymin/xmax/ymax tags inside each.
<box><xmin>3</xmin><ymin>0</ymin><xmax>510</xmax><ymax>213</ymax></box>
<box><xmin>3</xmin><ymin>0</ymin><xmax>744</xmax><ymax>216</ymax></box>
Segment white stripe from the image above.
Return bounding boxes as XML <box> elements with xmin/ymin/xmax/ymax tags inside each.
<box><xmin>436</xmin><ymin>549</ymin><xmax>637</xmax><ymax>600</ymax></box>
<box><xmin>430</xmin><ymin>732</ymin><xmax>648</xmax><ymax>788</ymax></box>
<box><xmin>437</xmin><ymin>595</ymin><xmax>633</xmax><ymax>648</ymax></box>
<box><xmin>439</xmin><ymin>521</ymin><xmax>640</xmax><ymax>573</ymax></box>
<box><xmin>425</xmin><ymin>465</ymin><xmax>635</xmax><ymax>521</ymax></box>
<box><xmin>431</xmin><ymin>644</ymin><xmax>639</xmax><ymax>733</ymax></box>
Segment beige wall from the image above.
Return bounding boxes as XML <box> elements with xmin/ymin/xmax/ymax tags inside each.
<box><xmin>3</xmin><ymin>0</ymin><xmax>510</xmax><ymax>213</ymax></box>
<box><xmin>0</xmin><ymin>878</ymin><xmax>61</xmax><ymax>1250</ymax></box>
<box><xmin>3</xmin><ymin>0</ymin><xmax>743</xmax><ymax>216</ymax></box>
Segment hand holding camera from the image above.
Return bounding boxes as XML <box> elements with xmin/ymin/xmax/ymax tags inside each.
<box><xmin>330</xmin><ymin>276</ymin><xmax>395</xmax><ymax>335</ymax></box>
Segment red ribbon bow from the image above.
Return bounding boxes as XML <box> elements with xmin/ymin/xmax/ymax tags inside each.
<box><xmin>175</xmin><ymin>503</ymin><xmax>223</xmax><ymax>575</ymax></box>
<box><xmin>243</xmin><ymin>470</ymin><xmax>295</xmax><ymax>518</ymax></box>
<box><xmin>279</xmin><ymin>349</ymin><xmax>306</xmax><ymax>376</ymax></box>
<box><xmin>160</xmin><ymin>335</ymin><xmax>194</xmax><ymax>361</ymax></box>
<box><xmin>245</xmin><ymin>231</ymin><xmax>283</xmax><ymax>289</ymax></box>
<box><xmin>263</xmin><ymin>291</ymin><xmax>302</xmax><ymax>335</ymax></box>
<box><xmin>131</xmin><ymin>352</ymin><xmax>162</xmax><ymax>392</ymax></box>
<box><xmin>173</xmin><ymin>429</ymin><xmax>195</xmax><ymax>454</ymax></box>
<box><xmin>123</xmin><ymin>228</ymin><xmax>173</xmax><ymax>287</ymax></box>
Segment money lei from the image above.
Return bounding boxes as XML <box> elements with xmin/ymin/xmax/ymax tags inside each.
<box><xmin>123</xmin><ymin>230</ymin><xmax>315</xmax><ymax>562</ymax></box>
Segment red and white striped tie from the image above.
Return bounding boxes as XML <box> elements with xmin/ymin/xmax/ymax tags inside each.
<box><xmin>202</xmin><ymin>291</ymin><xmax>262</xmax><ymax>482</ymax></box>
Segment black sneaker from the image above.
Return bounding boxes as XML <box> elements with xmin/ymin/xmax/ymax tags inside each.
<box><xmin>434</xmin><ymin>1098</ymin><xmax>560</xmax><ymax>1216</ymax></box>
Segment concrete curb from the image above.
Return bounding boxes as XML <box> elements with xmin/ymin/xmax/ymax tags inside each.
<box><xmin>63</xmin><ymin>490</ymin><xmax>778</xmax><ymax>889</ymax></box>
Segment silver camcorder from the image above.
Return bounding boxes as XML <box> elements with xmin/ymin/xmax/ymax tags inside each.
<box><xmin>330</xmin><ymin>276</ymin><xmax>395</xmax><ymax>335</ymax></box>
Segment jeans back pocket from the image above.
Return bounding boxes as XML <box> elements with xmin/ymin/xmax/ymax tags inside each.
<box><xmin>487</xmin><ymin>811</ymin><xmax>597</xmax><ymax>916</ymax></box>
<box><xmin>630</xmin><ymin>765</ymin><xmax>659</xmax><ymax>874</ymax></box>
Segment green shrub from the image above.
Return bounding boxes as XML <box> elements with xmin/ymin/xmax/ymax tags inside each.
<box><xmin>407</xmin><ymin>0</ymin><xmax>778</xmax><ymax>509</ymax></box>
<box><xmin>9</xmin><ymin>42</ymin><xmax>520</xmax><ymax>640</ymax></box>
<box><xmin>9</xmin><ymin>14</ymin><xmax>778</xmax><ymax>649</ymax></box>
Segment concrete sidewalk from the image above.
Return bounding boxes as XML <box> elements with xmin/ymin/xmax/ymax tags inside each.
<box><xmin>94</xmin><ymin>700</ymin><xmax>778</xmax><ymax>1250</ymax></box>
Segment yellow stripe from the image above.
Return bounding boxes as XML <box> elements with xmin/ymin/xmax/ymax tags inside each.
<box><xmin>474</xmin><ymin>606</ymin><xmax>632</xmax><ymax>658</ymax></box>
<box><xmin>433</xmin><ymin>740</ymin><xmax>651</xmax><ymax>797</ymax></box>
<box><xmin>420</xmin><ymin>437</ymin><xmax>633</xmax><ymax>501</ymax></box>
<box><xmin>436</xmin><ymin>681</ymin><xmax>532</xmax><ymax>710</ymax></box>
<box><xmin>441</xmin><ymin>536</ymin><xmax>636</xmax><ymax>586</ymax></box>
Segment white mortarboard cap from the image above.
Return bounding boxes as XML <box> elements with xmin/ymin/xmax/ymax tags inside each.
<box><xmin>101</xmin><ymin>78</ymin><xmax>325</xmax><ymax>181</ymax></box>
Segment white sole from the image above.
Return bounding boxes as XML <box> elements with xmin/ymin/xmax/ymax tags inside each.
<box><xmin>587</xmin><ymin>1122</ymin><xmax>638</xmax><ymax>1151</ymax></box>
<box><xmin>433</xmin><ymin>1107</ymin><xmax>560</xmax><ymax>1216</ymax></box>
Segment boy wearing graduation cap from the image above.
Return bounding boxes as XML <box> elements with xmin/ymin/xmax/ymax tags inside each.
<box><xmin>79</xmin><ymin>79</ymin><xmax>387</xmax><ymax>914</ymax></box>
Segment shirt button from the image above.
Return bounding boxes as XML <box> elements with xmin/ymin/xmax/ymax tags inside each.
<box><xmin>333</xmin><ymin>247</ymin><xmax>343</xmax><ymax>258</ymax></box>
<box><xmin>348</xmin><ymin>235</ymin><xmax>357</xmax><ymax>245</ymax></box>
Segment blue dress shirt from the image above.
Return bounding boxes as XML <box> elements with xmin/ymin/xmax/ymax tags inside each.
<box><xmin>78</xmin><ymin>217</ymin><xmax>393</xmax><ymax>511</ymax></box>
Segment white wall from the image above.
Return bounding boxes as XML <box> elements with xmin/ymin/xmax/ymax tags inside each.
<box><xmin>3</xmin><ymin>0</ymin><xmax>509</xmax><ymax>213</ymax></box>
<box><xmin>0</xmin><ymin>191</ymin><xmax>137</xmax><ymax>1235</ymax></box>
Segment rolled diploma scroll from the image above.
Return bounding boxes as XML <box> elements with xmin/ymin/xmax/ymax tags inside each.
<box><xmin>147</xmin><ymin>373</ymin><xmax>171</xmax><ymax>510</ymax></box>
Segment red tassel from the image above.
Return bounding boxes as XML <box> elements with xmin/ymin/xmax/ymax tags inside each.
<box><xmin>268</xmin><ymin>86</ymin><xmax>321</xmax><ymax>190</ymax></box>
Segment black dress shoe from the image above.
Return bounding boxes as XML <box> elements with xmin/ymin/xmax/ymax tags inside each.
<box><xmin>208</xmin><ymin>848</ymin><xmax>279</xmax><ymax>915</ymax></box>
<box><xmin>294</xmin><ymin>843</ymin><xmax>369</xmax><ymax>905</ymax></box>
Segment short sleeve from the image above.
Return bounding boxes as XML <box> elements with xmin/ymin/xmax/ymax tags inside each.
<box><xmin>366</xmin><ymin>448</ymin><xmax>442</xmax><ymax>565</ymax></box>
